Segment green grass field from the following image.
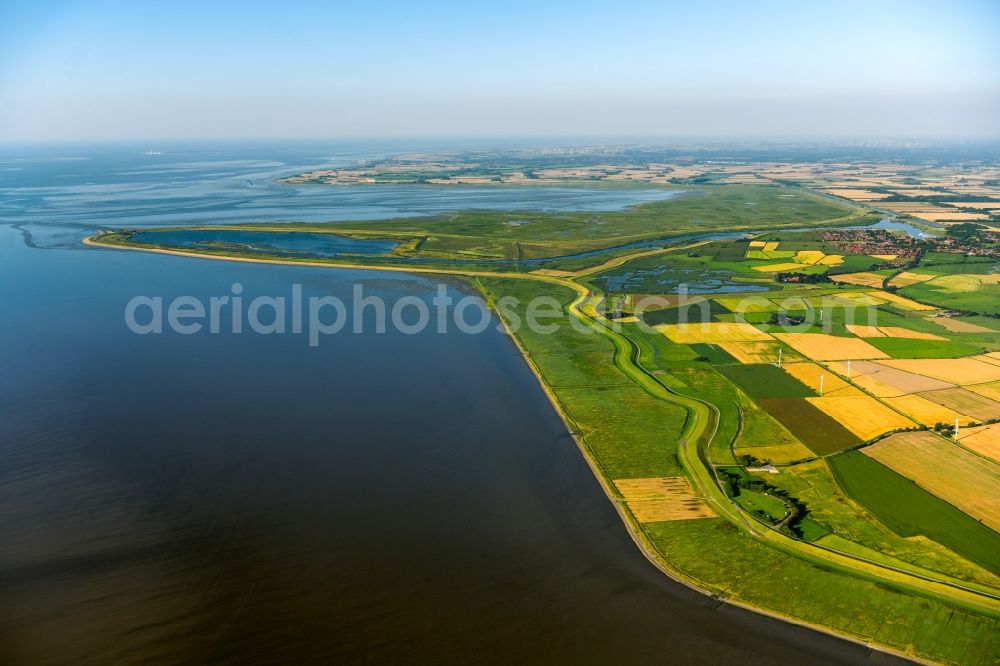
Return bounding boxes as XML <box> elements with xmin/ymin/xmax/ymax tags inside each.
<box><xmin>758</xmin><ymin>398</ymin><xmax>862</xmax><ymax>455</ymax></box>
<box><xmin>767</xmin><ymin>459</ymin><xmax>1000</xmax><ymax>588</ymax></box>
<box><xmin>644</xmin><ymin>518</ymin><xmax>1000</xmax><ymax>665</ymax></box>
<box><xmin>640</xmin><ymin>299</ymin><xmax>731</xmax><ymax>325</ymax></box>
<box><xmin>716</xmin><ymin>364</ymin><xmax>816</xmax><ymax>398</ymax></box>
<box><xmin>734</xmin><ymin>489</ymin><xmax>788</xmax><ymax>521</ymax></box>
<box><xmin>866</xmin><ymin>336</ymin><xmax>983</xmax><ymax>358</ymax></box>
<box><xmin>828</xmin><ymin>452</ymin><xmax>1000</xmax><ymax>574</ymax></box>
<box><xmin>902</xmin><ymin>278</ymin><xmax>1000</xmax><ymax>314</ymax></box>
<box><xmin>687</xmin><ymin>343</ymin><xmax>738</xmax><ymax>364</ymax></box>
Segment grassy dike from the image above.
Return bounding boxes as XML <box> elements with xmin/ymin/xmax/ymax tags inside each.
<box><xmin>86</xmin><ymin>234</ymin><xmax>1000</xmax><ymax>664</ymax></box>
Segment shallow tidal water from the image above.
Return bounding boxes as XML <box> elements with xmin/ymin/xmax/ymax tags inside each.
<box><xmin>0</xmin><ymin>143</ymin><xmax>907</xmax><ymax>664</ymax></box>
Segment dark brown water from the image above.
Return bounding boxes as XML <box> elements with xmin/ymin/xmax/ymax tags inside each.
<box><xmin>0</xmin><ymin>228</ymin><xmax>908</xmax><ymax>665</ymax></box>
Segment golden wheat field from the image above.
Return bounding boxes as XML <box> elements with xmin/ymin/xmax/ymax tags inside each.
<box><xmin>752</xmin><ymin>262</ymin><xmax>811</xmax><ymax>273</ymax></box>
<box><xmin>913</xmin><ymin>211</ymin><xmax>990</xmax><ymax>221</ymax></box>
<box><xmin>718</xmin><ymin>341</ymin><xmax>786</xmax><ymax>364</ymax></box>
<box><xmin>921</xmin><ymin>388</ymin><xmax>1000</xmax><ymax>422</ymax></box>
<box><xmin>793</xmin><ymin>250</ymin><xmax>825</xmax><ymax>265</ymax></box>
<box><xmin>929</xmin><ymin>317</ymin><xmax>996</xmax><ymax>334</ymax></box>
<box><xmin>957</xmin><ymin>424</ymin><xmax>1000</xmax><ymax>464</ymax></box>
<box><xmin>862</xmin><ymin>431</ymin><xmax>1000</xmax><ymax>532</ymax></box>
<box><xmin>614</xmin><ymin>477</ymin><xmax>717</xmax><ymax>522</ymax></box>
<box><xmin>829</xmin><ymin>272</ymin><xmax>886</xmax><ymax>287</ymax></box>
<box><xmin>782</xmin><ymin>362</ymin><xmax>861</xmax><ymax>396</ymax></box>
<box><xmin>948</xmin><ymin>201</ymin><xmax>1000</xmax><ymax>209</ymax></box>
<box><xmin>883</xmin><ymin>394</ymin><xmax>975</xmax><ymax>427</ymax></box>
<box><xmin>865</xmin><ymin>291</ymin><xmax>937</xmax><ymax>311</ymax></box>
<box><xmin>890</xmin><ymin>271</ymin><xmax>938</xmax><ymax>288</ymax></box>
<box><xmin>656</xmin><ymin>322</ymin><xmax>772</xmax><ymax>344</ymax></box>
<box><xmin>773</xmin><ymin>333</ymin><xmax>888</xmax><ymax>361</ymax></box>
<box><xmin>806</xmin><ymin>395</ymin><xmax>915</xmax><ymax>440</ymax></box>
<box><xmin>966</xmin><ymin>380</ymin><xmax>1000</xmax><ymax>402</ymax></box>
<box><xmin>845</xmin><ymin>324</ymin><xmax>885</xmax><ymax>338</ymax></box>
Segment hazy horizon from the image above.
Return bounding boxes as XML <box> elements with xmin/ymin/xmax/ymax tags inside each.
<box><xmin>2</xmin><ymin>0</ymin><xmax>998</xmax><ymax>141</ymax></box>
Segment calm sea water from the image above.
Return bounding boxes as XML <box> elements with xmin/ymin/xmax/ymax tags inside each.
<box><xmin>0</xmin><ymin>142</ymin><xmax>900</xmax><ymax>664</ymax></box>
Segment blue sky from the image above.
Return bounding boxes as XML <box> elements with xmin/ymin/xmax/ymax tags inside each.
<box><xmin>1</xmin><ymin>0</ymin><xmax>997</xmax><ymax>140</ymax></box>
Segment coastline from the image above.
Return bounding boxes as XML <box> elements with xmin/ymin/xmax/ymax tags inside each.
<box><xmin>83</xmin><ymin>234</ymin><xmax>987</xmax><ymax>664</ymax></box>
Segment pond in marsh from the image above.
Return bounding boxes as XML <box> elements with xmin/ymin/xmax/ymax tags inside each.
<box><xmin>131</xmin><ymin>228</ymin><xmax>399</xmax><ymax>258</ymax></box>
<box><xmin>595</xmin><ymin>263</ymin><xmax>770</xmax><ymax>294</ymax></box>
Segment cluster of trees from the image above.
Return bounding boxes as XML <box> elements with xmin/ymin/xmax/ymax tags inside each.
<box><xmin>718</xmin><ymin>467</ymin><xmax>813</xmax><ymax>539</ymax></box>
<box><xmin>946</xmin><ymin>222</ymin><xmax>989</xmax><ymax>242</ymax></box>
<box><xmin>775</xmin><ymin>271</ymin><xmax>830</xmax><ymax>284</ymax></box>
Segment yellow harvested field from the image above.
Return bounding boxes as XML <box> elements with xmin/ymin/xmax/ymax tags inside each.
<box><xmin>912</xmin><ymin>211</ymin><xmax>990</xmax><ymax>222</ymax></box>
<box><xmin>957</xmin><ymin>424</ymin><xmax>1000</xmax><ymax>464</ymax></box>
<box><xmin>930</xmin><ymin>317</ymin><xmax>995</xmax><ymax>334</ymax></box>
<box><xmin>865</xmin><ymin>290</ymin><xmax>936</xmax><ymax>311</ymax></box>
<box><xmin>889</xmin><ymin>271</ymin><xmax>937</xmax><ymax>288</ymax></box>
<box><xmin>817</xmin><ymin>254</ymin><xmax>844</xmax><ymax>266</ymax></box>
<box><xmin>822</xmin><ymin>189</ymin><xmax>892</xmax><ymax>200</ymax></box>
<box><xmin>966</xmin><ymin>380</ymin><xmax>1000</xmax><ymax>403</ymax></box>
<box><xmin>877</xmin><ymin>326</ymin><xmax>946</xmax><ymax>341</ymax></box>
<box><xmin>656</xmin><ymin>322</ymin><xmax>772</xmax><ymax>344</ymax></box>
<box><xmin>845</xmin><ymin>324</ymin><xmax>885</xmax><ymax>338</ymax></box>
<box><xmin>794</xmin><ymin>250</ymin><xmax>826</xmax><ymax>265</ymax></box>
<box><xmin>883</xmin><ymin>394</ymin><xmax>976</xmax><ymax>427</ymax></box>
<box><xmin>614</xmin><ymin>477</ymin><xmax>717</xmax><ymax>522</ymax></box>
<box><xmin>832</xmin><ymin>292</ymin><xmax>885</xmax><ymax>307</ymax></box>
<box><xmin>752</xmin><ymin>262</ymin><xmax>810</xmax><ymax>273</ymax></box>
<box><xmin>948</xmin><ymin>201</ymin><xmax>1000</xmax><ymax>210</ymax></box>
<box><xmin>870</xmin><ymin>254</ymin><xmax>897</xmax><ymax>261</ymax></box>
<box><xmin>922</xmin><ymin>388</ymin><xmax>1000</xmax><ymax>422</ymax></box>
<box><xmin>877</xmin><ymin>358</ymin><xmax>1000</xmax><ymax>385</ymax></box>
<box><xmin>772</xmin><ymin>333</ymin><xmax>888</xmax><ymax>361</ymax></box>
<box><xmin>762</xmin><ymin>241</ymin><xmax>780</xmax><ymax>253</ymax></box>
<box><xmin>718</xmin><ymin>341</ymin><xmax>785</xmax><ymax>364</ymax></box>
<box><xmin>830</xmin><ymin>272</ymin><xmax>886</xmax><ymax>287</ymax></box>
<box><xmin>748</xmin><ymin>240</ymin><xmax>766</xmax><ymax>248</ymax></box>
<box><xmin>827</xmin><ymin>360</ymin><xmax>955</xmax><ymax>396</ymax></box>
<box><xmin>930</xmin><ymin>274</ymin><xmax>1000</xmax><ymax>293</ymax></box>
<box><xmin>862</xmin><ymin>431</ymin><xmax>1000</xmax><ymax>532</ymax></box>
<box><xmin>782</xmin><ymin>362</ymin><xmax>862</xmax><ymax>396</ymax></box>
<box><xmin>806</xmin><ymin>395</ymin><xmax>915</xmax><ymax>440</ymax></box>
